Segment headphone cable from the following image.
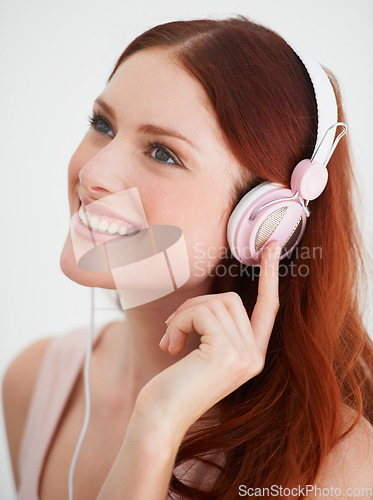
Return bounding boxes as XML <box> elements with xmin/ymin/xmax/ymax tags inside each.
<box><xmin>68</xmin><ymin>286</ymin><xmax>95</xmax><ymax>500</ymax></box>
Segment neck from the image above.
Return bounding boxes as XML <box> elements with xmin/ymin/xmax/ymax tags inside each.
<box><xmin>103</xmin><ymin>279</ymin><xmax>213</xmax><ymax>400</ymax></box>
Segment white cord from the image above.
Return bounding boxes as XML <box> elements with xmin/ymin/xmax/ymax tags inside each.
<box><xmin>68</xmin><ymin>287</ymin><xmax>95</xmax><ymax>500</ymax></box>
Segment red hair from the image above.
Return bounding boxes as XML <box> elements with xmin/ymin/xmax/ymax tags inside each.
<box><xmin>109</xmin><ymin>16</ymin><xmax>373</xmax><ymax>498</ymax></box>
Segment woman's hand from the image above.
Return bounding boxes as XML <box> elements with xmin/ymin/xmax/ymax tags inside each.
<box><xmin>134</xmin><ymin>241</ymin><xmax>281</xmax><ymax>439</ymax></box>
<box><xmin>98</xmin><ymin>241</ymin><xmax>281</xmax><ymax>499</ymax></box>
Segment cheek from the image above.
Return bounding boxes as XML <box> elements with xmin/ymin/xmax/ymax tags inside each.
<box><xmin>67</xmin><ymin>141</ymin><xmax>93</xmax><ymax>214</ymax></box>
<box><xmin>67</xmin><ymin>154</ymin><xmax>79</xmax><ymax>199</ymax></box>
<box><xmin>135</xmin><ymin>191</ymin><xmax>220</xmax><ymax>282</ymax></box>
<box><xmin>137</xmin><ymin>182</ymin><xmax>185</xmax><ymax>225</ymax></box>
<box><xmin>140</xmin><ymin>176</ymin><xmax>233</xmax><ymax>236</ymax></box>
<box><xmin>142</xmin><ymin>179</ymin><xmax>233</xmax><ymax>276</ymax></box>
<box><xmin>183</xmin><ymin>181</ymin><xmax>234</xmax><ymax>276</ymax></box>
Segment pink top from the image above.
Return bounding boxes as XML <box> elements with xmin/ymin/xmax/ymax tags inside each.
<box><xmin>17</xmin><ymin>321</ymin><xmax>109</xmax><ymax>499</ymax></box>
<box><xmin>17</xmin><ymin>321</ymin><xmax>225</xmax><ymax>499</ymax></box>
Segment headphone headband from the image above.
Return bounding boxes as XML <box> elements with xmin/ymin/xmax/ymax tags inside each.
<box><xmin>227</xmin><ymin>37</ymin><xmax>345</xmax><ymax>266</ymax></box>
<box><xmin>283</xmin><ymin>39</ymin><xmax>338</xmax><ymax>166</ymax></box>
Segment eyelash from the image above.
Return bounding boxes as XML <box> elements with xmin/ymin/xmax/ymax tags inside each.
<box><xmin>88</xmin><ymin>111</ymin><xmax>115</xmax><ymax>138</ymax></box>
<box><xmin>87</xmin><ymin>111</ymin><xmax>183</xmax><ymax>168</ymax></box>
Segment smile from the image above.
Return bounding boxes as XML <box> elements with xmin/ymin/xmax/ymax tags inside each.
<box><xmin>78</xmin><ymin>205</ymin><xmax>140</xmax><ymax>237</ymax></box>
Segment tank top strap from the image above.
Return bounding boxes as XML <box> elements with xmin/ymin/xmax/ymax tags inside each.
<box><xmin>17</xmin><ymin>322</ymin><xmax>108</xmax><ymax>499</ymax></box>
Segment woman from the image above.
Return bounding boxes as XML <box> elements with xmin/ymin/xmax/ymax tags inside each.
<box><xmin>3</xmin><ymin>15</ymin><xmax>373</xmax><ymax>499</ymax></box>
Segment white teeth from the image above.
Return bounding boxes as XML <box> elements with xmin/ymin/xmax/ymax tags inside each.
<box><xmin>107</xmin><ymin>223</ymin><xmax>119</xmax><ymax>234</ymax></box>
<box><xmin>81</xmin><ymin>212</ymin><xmax>87</xmax><ymax>225</ymax></box>
<box><xmin>78</xmin><ymin>205</ymin><xmax>138</xmax><ymax>236</ymax></box>
<box><xmin>98</xmin><ymin>220</ymin><xmax>109</xmax><ymax>232</ymax></box>
<box><xmin>118</xmin><ymin>225</ymin><xmax>128</xmax><ymax>236</ymax></box>
<box><xmin>89</xmin><ymin>215</ymin><xmax>100</xmax><ymax>230</ymax></box>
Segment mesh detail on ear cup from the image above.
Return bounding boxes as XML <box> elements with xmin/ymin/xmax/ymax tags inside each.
<box><xmin>254</xmin><ymin>207</ymin><xmax>288</xmax><ymax>252</ymax></box>
<box><xmin>281</xmin><ymin>216</ymin><xmax>303</xmax><ymax>256</ymax></box>
<box><xmin>254</xmin><ymin>208</ymin><xmax>304</xmax><ymax>258</ymax></box>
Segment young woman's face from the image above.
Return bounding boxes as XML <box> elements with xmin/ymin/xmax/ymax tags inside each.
<box><xmin>60</xmin><ymin>48</ymin><xmax>244</xmax><ymax>291</ymax></box>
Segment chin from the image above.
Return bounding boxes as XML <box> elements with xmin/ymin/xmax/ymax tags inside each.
<box><xmin>59</xmin><ymin>225</ymin><xmax>211</xmax><ymax>296</ymax></box>
<box><xmin>59</xmin><ymin>233</ymin><xmax>117</xmax><ymax>289</ymax></box>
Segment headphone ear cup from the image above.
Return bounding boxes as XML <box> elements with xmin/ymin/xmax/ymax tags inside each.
<box><xmin>227</xmin><ymin>182</ymin><xmax>307</xmax><ymax>266</ymax></box>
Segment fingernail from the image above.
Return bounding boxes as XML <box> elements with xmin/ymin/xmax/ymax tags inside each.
<box><xmin>165</xmin><ymin>311</ymin><xmax>176</xmax><ymax>325</ymax></box>
<box><xmin>273</xmin><ymin>242</ymin><xmax>282</xmax><ymax>258</ymax></box>
<box><xmin>159</xmin><ymin>332</ymin><xmax>166</xmax><ymax>346</ymax></box>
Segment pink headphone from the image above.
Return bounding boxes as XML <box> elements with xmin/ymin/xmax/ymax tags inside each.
<box><xmin>227</xmin><ymin>42</ymin><xmax>347</xmax><ymax>267</ymax></box>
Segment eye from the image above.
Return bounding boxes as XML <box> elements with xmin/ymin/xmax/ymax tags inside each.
<box><xmin>88</xmin><ymin>111</ymin><xmax>115</xmax><ymax>138</ymax></box>
<box><xmin>147</xmin><ymin>141</ymin><xmax>183</xmax><ymax>167</ymax></box>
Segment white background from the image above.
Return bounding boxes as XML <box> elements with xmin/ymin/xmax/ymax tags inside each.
<box><xmin>1</xmin><ymin>0</ymin><xmax>372</xmax><ymax>498</ymax></box>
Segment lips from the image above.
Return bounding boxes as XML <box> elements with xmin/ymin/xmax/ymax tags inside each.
<box><xmin>78</xmin><ymin>191</ymin><xmax>142</xmax><ymax>230</ymax></box>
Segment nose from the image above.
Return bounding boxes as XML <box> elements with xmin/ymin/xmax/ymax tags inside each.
<box><xmin>78</xmin><ymin>144</ymin><xmax>129</xmax><ymax>199</ymax></box>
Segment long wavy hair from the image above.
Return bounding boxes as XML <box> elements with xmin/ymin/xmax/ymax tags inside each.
<box><xmin>108</xmin><ymin>16</ymin><xmax>373</xmax><ymax>498</ymax></box>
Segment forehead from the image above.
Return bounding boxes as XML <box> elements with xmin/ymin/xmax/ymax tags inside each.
<box><xmin>99</xmin><ymin>48</ymin><xmax>225</xmax><ymax>147</ymax></box>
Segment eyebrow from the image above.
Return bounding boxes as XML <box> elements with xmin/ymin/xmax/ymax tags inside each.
<box><xmin>137</xmin><ymin>124</ymin><xmax>200</xmax><ymax>152</ymax></box>
<box><xmin>94</xmin><ymin>97</ymin><xmax>200</xmax><ymax>152</ymax></box>
<box><xmin>95</xmin><ymin>97</ymin><xmax>117</xmax><ymax>120</ymax></box>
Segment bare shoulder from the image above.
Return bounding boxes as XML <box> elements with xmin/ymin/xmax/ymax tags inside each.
<box><xmin>312</xmin><ymin>404</ymin><xmax>373</xmax><ymax>496</ymax></box>
<box><xmin>2</xmin><ymin>335</ymin><xmax>55</xmax><ymax>490</ymax></box>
